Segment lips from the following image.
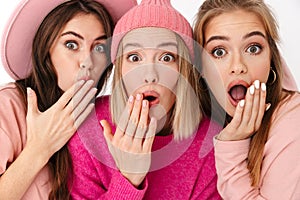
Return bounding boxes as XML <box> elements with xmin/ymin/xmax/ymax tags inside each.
<box><xmin>142</xmin><ymin>91</ymin><xmax>160</xmax><ymax>106</ymax></box>
<box><xmin>227</xmin><ymin>81</ymin><xmax>249</xmax><ymax>106</ymax></box>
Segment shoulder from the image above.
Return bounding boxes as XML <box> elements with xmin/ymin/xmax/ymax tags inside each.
<box><xmin>0</xmin><ymin>83</ymin><xmax>26</xmax><ymax>163</ymax></box>
<box><xmin>0</xmin><ymin>83</ymin><xmax>25</xmax><ymax>116</ymax></box>
<box><xmin>0</xmin><ymin>83</ymin><xmax>23</xmax><ymax>102</ymax></box>
<box><xmin>269</xmin><ymin>93</ymin><xmax>300</xmax><ymax>141</ymax></box>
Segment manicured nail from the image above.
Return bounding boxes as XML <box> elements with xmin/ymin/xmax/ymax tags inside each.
<box><xmin>261</xmin><ymin>83</ymin><xmax>266</xmax><ymax>91</ymax></box>
<box><xmin>27</xmin><ymin>87</ymin><xmax>33</xmax><ymax>96</ymax></box>
<box><xmin>143</xmin><ymin>100</ymin><xmax>147</xmax><ymax>107</ymax></box>
<box><xmin>129</xmin><ymin>95</ymin><xmax>134</xmax><ymax>103</ymax></box>
<box><xmin>254</xmin><ymin>80</ymin><xmax>260</xmax><ymax>89</ymax></box>
<box><xmin>239</xmin><ymin>99</ymin><xmax>245</xmax><ymax>107</ymax></box>
<box><xmin>87</xmin><ymin>80</ymin><xmax>94</xmax><ymax>85</ymax></box>
<box><xmin>266</xmin><ymin>103</ymin><xmax>271</xmax><ymax>111</ymax></box>
<box><xmin>249</xmin><ymin>85</ymin><xmax>255</xmax><ymax>95</ymax></box>
<box><xmin>136</xmin><ymin>94</ymin><xmax>142</xmax><ymax>101</ymax></box>
<box><xmin>77</xmin><ymin>80</ymin><xmax>85</xmax><ymax>85</ymax></box>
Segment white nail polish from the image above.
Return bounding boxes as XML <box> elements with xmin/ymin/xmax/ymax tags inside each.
<box><xmin>249</xmin><ymin>85</ymin><xmax>255</xmax><ymax>95</ymax></box>
<box><xmin>261</xmin><ymin>83</ymin><xmax>266</xmax><ymax>91</ymax></box>
<box><xmin>239</xmin><ymin>100</ymin><xmax>245</xmax><ymax>107</ymax></box>
<box><xmin>254</xmin><ymin>80</ymin><xmax>260</xmax><ymax>89</ymax></box>
<box><xmin>265</xmin><ymin>103</ymin><xmax>271</xmax><ymax>111</ymax></box>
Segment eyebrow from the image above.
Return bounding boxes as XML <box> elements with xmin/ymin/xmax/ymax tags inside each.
<box><xmin>61</xmin><ymin>31</ymin><xmax>107</xmax><ymax>40</ymax></box>
<box><xmin>123</xmin><ymin>42</ymin><xmax>178</xmax><ymax>51</ymax></box>
<box><xmin>243</xmin><ymin>31</ymin><xmax>266</xmax><ymax>39</ymax></box>
<box><xmin>205</xmin><ymin>31</ymin><xmax>266</xmax><ymax>45</ymax></box>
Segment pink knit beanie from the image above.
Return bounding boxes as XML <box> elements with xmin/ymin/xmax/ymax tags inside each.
<box><xmin>111</xmin><ymin>0</ymin><xmax>194</xmax><ymax>63</ymax></box>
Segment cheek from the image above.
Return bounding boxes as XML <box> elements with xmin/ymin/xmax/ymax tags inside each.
<box><xmin>51</xmin><ymin>56</ymin><xmax>78</xmax><ymax>91</ymax></box>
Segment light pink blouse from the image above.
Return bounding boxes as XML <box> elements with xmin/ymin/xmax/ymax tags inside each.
<box><xmin>215</xmin><ymin>93</ymin><xmax>300</xmax><ymax>199</ymax></box>
<box><xmin>0</xmin><ymin>83</ymin><xmax>51</xmax><ymax>200</ymax></box>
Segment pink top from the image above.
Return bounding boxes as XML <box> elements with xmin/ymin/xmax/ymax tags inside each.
<box><xmin>215</xmin><ymin>93</ymin><xmax>300</xmax><ymax>199</ymax></box>
<box><xmin>68</xmin><ymin>95</ymin><xmax>222</xmax><ymax>199</ymax></box>
<box><xmin>0</xmin><ymin>83</ymin><xmax>51</xmax><ymax>199</ymax></box>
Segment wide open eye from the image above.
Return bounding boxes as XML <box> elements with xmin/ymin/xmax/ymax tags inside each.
<box><xmin>160</xmin><ymin>53</ymin><xmax>175</xmax><ymax>62</ymax></box>
<box><xmin>246</xmin><ymin>44</ymin><xmax>262</xmax><ymax>55</ymax></box>
<box><xmin>212</xmin><ymin>48</ymin><xmax>226</xmax><ymax>58</ymax></box>
<box><xmin>94</xmin><ymin>44</ymin><xmax>106</xmax><ymax>53</ymax></box>
<box><xmin>65</xmin><ymin>41</ymin><xmax>78</xmax><ymax>50</ymax></box>
<box><xmin>128</xmin><ymin>54</ymin><xmax>142</xmax><ymax>62</ymax></box>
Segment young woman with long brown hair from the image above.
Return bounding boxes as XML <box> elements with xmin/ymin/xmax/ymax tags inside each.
<box><xmin>0</xmin><ymin>0</ymin><xmax>135</xmax><ymax>199</ymax></box>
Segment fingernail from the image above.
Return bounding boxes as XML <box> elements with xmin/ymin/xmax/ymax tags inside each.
<box><xmin>87</xmin><ymin>80</ymin><xmax>94</xmax><ymax>85</ymax></box>
<box><xmin>254</xmin><ymin>80</ymin><xmax>260</xmax><ymax>89</ymax></box>
<box><xmin>91</xmin><ymin>88</ymin><xmax>98</xmax><ymax>94</ymax></box>
<box><xmin>249</xmin><ymin>85</ymin><xmax>255</xmax><ymax>95</ymax></box>
<box><xmin>239</xmin><ymin>100</ymin><xmax>245</xmax><ymax>107</ymax></box>
<box><xmin>266</xmin><ymin>103</ymin><xmax>271</xmax><ymax>111</ymax></box>
<box><xmin>129</xmin><ymin>95</ymin><xmax>134</xmax><ymax>103</ymax></box>
<box><xmin>261</xmin><ymin>83</ymin><xmax>266</xmax><ymax>91</ymax></box>
<box><xmin>27</xmin><ymin>87</ymin><xmax>33</xmax><ymax>96</ymax></box>
<box><xmin>143</xmin><ymin>100</ymin><xmax>147</xmax><ymax>107</ymax></box>
<box><xmin>136</xmin><ymin>94</ymin><xmax>142</xmax><ymax>101</ymax></box>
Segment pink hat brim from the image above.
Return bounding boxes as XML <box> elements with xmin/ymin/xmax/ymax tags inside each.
<box><xmin>1</xmin><ymin>0</ymin><xmax>136</xmax><ymax>80</ymax></box>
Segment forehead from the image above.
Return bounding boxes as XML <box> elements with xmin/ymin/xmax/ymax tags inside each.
<box><xmin>205</xmin><ymin>10</ymin><xmax>266</xmax><ymax>37</ymax></box>
<box><xmin>122</xmin><ymin>27</ymin><xmax>177</xmax><ymax>48</ymax></box>
<box><xmin>62</xmin><ymin>13</ymin><xmax>105</xmax><ymax>33</ymax></box>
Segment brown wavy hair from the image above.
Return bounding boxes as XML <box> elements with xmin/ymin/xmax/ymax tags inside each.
<box><xmin>193</xmin><ymin>0</ymin><xmax>295</xmax><ymax>186</ymax></box>
<box><xmin>15</xmin><ymin>0</ymin><xmax>114</xmax><ymax>199</ymax></box>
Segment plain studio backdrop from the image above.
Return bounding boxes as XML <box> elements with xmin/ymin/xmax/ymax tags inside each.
<box><xmin>0</xmin><ymin>0</ymin><xmax>299</xmax><ymax>88</ymax></box>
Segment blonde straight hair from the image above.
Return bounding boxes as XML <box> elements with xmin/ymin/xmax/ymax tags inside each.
<box><xmin>110</xmin><ymin>33</ymin><xmax>202</xmax><ymax>141</ymax></box>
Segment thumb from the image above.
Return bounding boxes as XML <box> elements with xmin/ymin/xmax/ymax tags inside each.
<box><xmin>100</xmin><ymin>120</ymin><xmax>113</xmax><ymax>143</ymax></box>
<box><xmin>26</xmin><ymin>87</ymin><xmax>39</xmax><ymax>115</ymax></box>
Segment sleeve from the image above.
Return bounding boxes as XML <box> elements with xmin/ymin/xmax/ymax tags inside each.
<box><xmin>214</xmin><ymin>97</ymin><xmax>300</xmax><ymax>200</ymax></box>
<box><xmin>0</xmin><ymin>86</ymin><xmax>26</xmax><ymax>175</ymax></box>
<box><xmin>68</xmin><ymin>133</ymin><xmax>148</xmax><ymax>200</ymax></box>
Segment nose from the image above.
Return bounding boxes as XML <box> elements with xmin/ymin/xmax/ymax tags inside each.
<box><xmin>144</xmin><ymin>64</ymin><xmax>158</xmax><ymax>83</ymax></box>
<box><xmin>230</xmin><ymin>54</ymin><xmax>247</xmax><ymax>75</ymax></box>
<box><xmin>80</xmin><ymin>52</ymin><xmax>93</xmax><ymax>70</ymax></box>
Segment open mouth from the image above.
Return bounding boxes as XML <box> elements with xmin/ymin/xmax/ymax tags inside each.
<box><xmin>142</xmin><ymin>91</ymin><xmax>160</xmax><ymax>106</ymax></box>
<box><xmin>228</xmin><ymin>84</ymin><xmax>247</xmax><ymax>106</ymax></box>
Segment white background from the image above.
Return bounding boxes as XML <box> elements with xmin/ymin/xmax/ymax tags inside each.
<box><xmin>0</xmin><ymin>0</ymin><xmax>299</xmax><ymax>87</ymax></box>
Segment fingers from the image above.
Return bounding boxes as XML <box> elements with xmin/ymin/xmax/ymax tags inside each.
<box><xmin>74</xmin><ymin>103</ymin><xmax>95</xmax><ymax>129</ymax></box>
<box><xmin>143</xmin><ymin>117</ymin><xmax>157</xmax><ymax>152</ymax></box>
<box><xmin>101</xmin><ymin>119</ymin><xmax>113</xmax><ymax>143</ymax></box>
<box><xmin>65</xmin><ymin>80</ymin><xmax>95</xmax><ymax>113</ymax></box>
<box><xmin>255</xmin><ymin>82</ymin><xmax>267</xmax><ymax>129</ymax></box>
<box><xmin>110</xmin><ymin>93</ymin><xmax>155</xmax><ymax>153</ymax></box>
<box><xmin>115</xmin><ymin>95</ymin><xmax>134</xmax><ymax>140</ymax></box>
<box><xmin>53</xmin><ymin>80</ymin><xmax>86</xmax><ymax>110</ymax></box>
<box><xmin>230</xmin><ymin>99</ymin><xmax>245</xmax><ymax>129</ymax></box>
<box><xmin>26</xmin><ymin>87</ymin><xmax>38</xmax><ymax>116</ymax></box>
<box><xmin>72</xmin><ymin>87</ymin><xmax>97</xmax><ymax>120</ymax></box>
<box><xmin>134</xmin><ymin>100</ymin><xmax>149</xmax><ymax>141</ymax></box>
<box><xmin>126</xmin><ymin>94</ymin><xmax>143</xmax><ymax>137</ymax></box>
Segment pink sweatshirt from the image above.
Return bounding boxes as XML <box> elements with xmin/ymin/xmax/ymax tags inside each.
<box><xmin>0</xmin><ymin>83</ymin><xmax>51</xmax><ymax>200</ymax></box>
<box><xmin>215</xmin><ymin>93</ymin><xmax>300</xmax><ymax>199</ymax></box>
<box><xmin>68</xmin><ymin>96</ymin><xmax>222</xmax><ymax>199</ymax></box>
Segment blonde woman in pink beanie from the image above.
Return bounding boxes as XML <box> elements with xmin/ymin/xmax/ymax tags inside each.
<box><xmin>194</xmin><ymin>0</ymin><xmax>300</xmax><ymax>199</ymax></box>
<box><xmin>68</xmin><ymin>0</ymin><xmax>222</xmax><ymax>199</ymax></box>
<box><xmin>0</xmin><ymin>0</ymin><xmax>136</xmax><ymax>199</ymax></box>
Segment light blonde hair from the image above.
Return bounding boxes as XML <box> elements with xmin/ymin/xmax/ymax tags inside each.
<box><xmin>110</xmin><ymin>32</ymin><xmax>202</xmax><ymax>141</ymax></box>
<box><xmin>193</xmin><ymin>0</ymin><xmax>295</xmax><ymax>186</ymax></box>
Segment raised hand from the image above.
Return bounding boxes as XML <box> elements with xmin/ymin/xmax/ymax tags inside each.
<box><xmin>101</xmin><ymin>94</ymin><xmax>157</xmax><ymax>187</ymax></box>
<box><xmin>217</xmin><ymin>80</ymin><xmax>270</xmax><ymax>141</ymax></box>
<box><xmin>25</xmin><ymin>80</ymin><xmax>97</xmax><ymax>162</ymax></box>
